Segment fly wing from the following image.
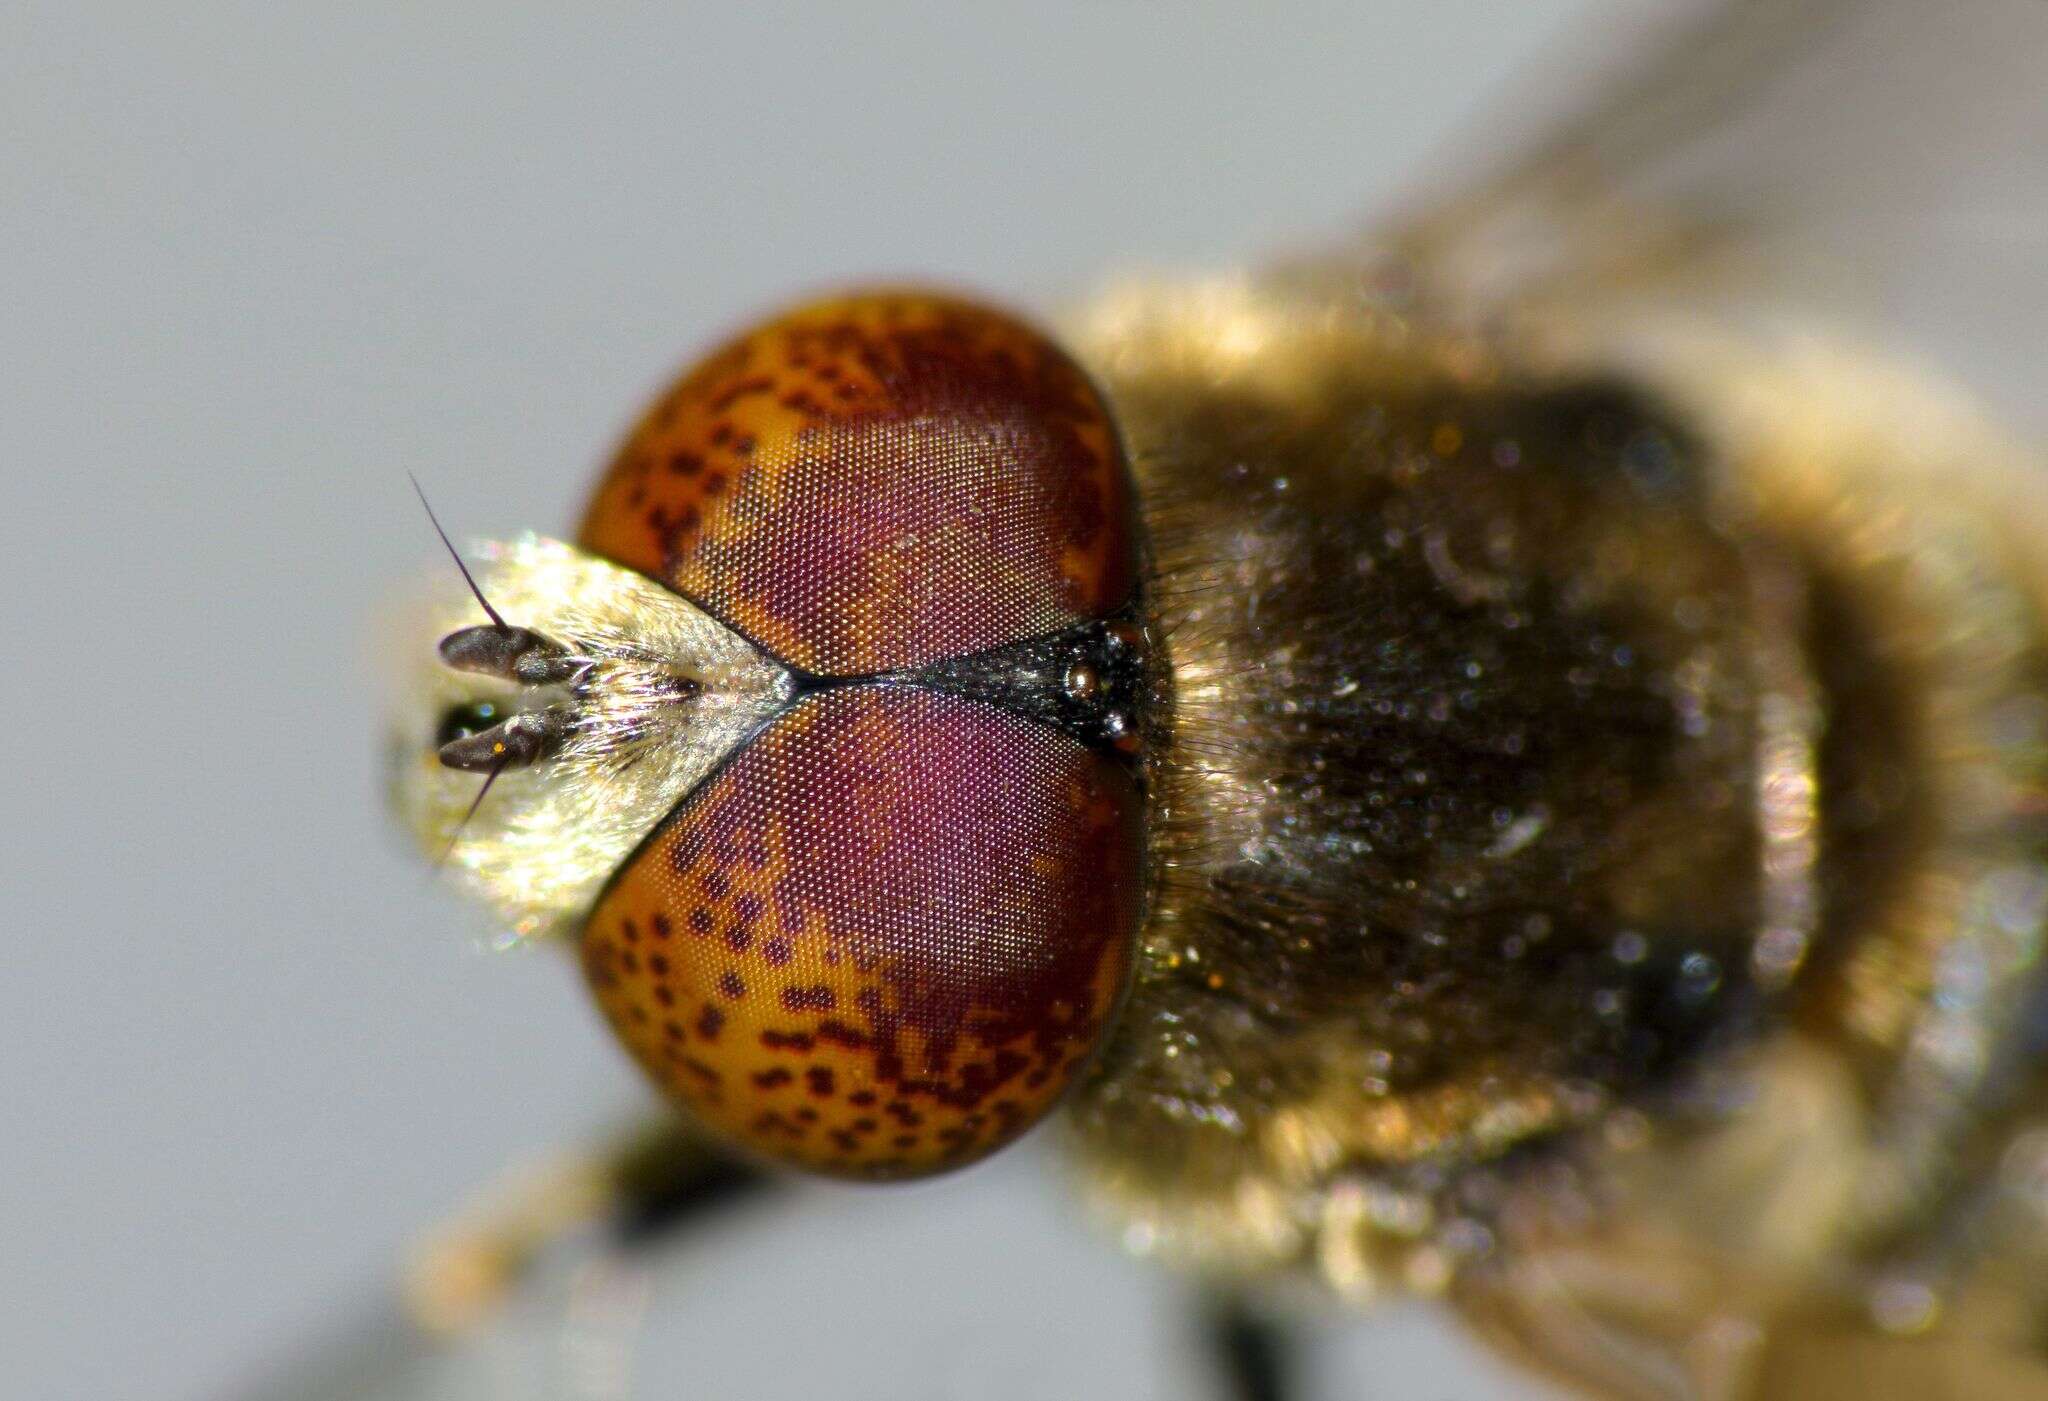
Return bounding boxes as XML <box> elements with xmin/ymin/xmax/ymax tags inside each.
<box><xmin>1284</xmin><ymin>0</ymin><xmax>2048</xmax><ymax>421</ymax></box>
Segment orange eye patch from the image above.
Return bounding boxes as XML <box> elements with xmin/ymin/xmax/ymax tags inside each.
<box><xmin>582</xmin><ymin>686</ymin><xmax>1144</xmax><ymax>1178</ymax></box>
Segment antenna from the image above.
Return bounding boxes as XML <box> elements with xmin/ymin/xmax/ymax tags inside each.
<box><xmin>410</xmin><ymin>472</ymin><xmax>507</xmax><ymax>629</ymax></box>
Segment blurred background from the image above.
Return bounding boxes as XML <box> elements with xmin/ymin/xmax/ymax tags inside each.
<box><xmin>10</xmin><ymin>2</ymin><xmax>1899</xmax><ymax>1398</ymax></box>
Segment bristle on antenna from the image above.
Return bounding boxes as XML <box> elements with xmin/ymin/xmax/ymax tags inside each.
<box><xmin>438</xmin><ymin>753</ymin><xmax>509</xmax><ymax>869</ymax></box>
<box><xmin>410</xmin><ymin>472</ymin><xmax>507</xmax><ymax>629</ymax></box>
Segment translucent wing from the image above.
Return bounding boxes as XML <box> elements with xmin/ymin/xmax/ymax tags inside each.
<box><xmin>1288</xmin><ymin>0</ymin><xmax>2048</xmax><ymax>423</ymax></box>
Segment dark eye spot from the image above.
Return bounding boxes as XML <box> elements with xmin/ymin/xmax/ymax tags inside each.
<box><xmin>435</xmin><ymin>700</ymin><xmax>501</xmax><ymax>747</ymax></box>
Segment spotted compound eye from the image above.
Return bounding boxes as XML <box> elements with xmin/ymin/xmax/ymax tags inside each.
<box><xmin>575</xmin><ymin>292</ymin><xmax>1147</xmax><ymax>1178</ymax></box>
<box><xmin>579</xmin><ymin>291</ymin><xmax>1136</xmax><ymax>675</ymax></box>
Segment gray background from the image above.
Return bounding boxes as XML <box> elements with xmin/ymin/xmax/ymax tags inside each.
<box><xmin>30</xmin><ymin>2</ymin><xmax>2011</xmax><ymax>1398</ymax></box>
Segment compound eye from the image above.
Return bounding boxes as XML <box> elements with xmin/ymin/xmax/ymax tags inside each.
<box><xmin>577</xmin><ymin>292</ymin><xmax>1136</xmax><ymax>675</ymax></box>
<box><xmin>580</xmin><ymin>686</ymin><xmax>1145</xmax><ymax>1179</ymax></box>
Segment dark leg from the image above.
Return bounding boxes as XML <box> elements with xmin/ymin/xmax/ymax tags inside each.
<box><xmin>402</xmin><ymin>1117</ymin><xmax>774</xmax><ymax>1334</ymax></box>
<box><xmin>606</xmin><ymin>1119</ymin><xmax>774</xmax><ymax>1246</ymax></box>
<box><xmin>225</xmin><ymin>1123</ymin><xmax>776</xmax><ymax>1401</ymax></box>
<box><xmin>1201</xmin><ymin>1292</ymin><xmax>1300</xmax><ymax>1401</ymax></box>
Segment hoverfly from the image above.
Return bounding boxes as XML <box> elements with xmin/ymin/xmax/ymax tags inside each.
<box><xmin>354</xmin><ymin>2</ymin><xmax>2048</xmax><ymax>1397</ymax></box>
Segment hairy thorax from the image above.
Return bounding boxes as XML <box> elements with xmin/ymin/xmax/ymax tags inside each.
<box><xmin>1055</xmin><ymin>279</ymin><xmax>2048</xmax><ymax>1325</ymax></box>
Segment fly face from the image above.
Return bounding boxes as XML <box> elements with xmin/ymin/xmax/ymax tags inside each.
<box><xmin>387</xmin><ymin>535</ymin><xmax>794</xmax><ymax>944</ymax></box>
<box><xmin>392</xmin><ymin>294</ymin><xmax>1154</xmax><ymax>1179</ymax></box>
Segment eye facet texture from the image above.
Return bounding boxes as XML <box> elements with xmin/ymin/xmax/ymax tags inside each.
<box><xmin>574</xmin><ymin>292</ymin><xmax>1146</xmax><ymax>1176</ymax></box>
<box><xmin>582</xmin><ymin>686</ymin><xmax>1144</xmax><ymax>1177</ymax></box>
<box><xmin>578</xmin><ymin>292</ymin><xmax>1135</xmax><ymax>675</ymax></box>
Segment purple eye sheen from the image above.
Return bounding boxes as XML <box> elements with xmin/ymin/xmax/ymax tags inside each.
<box><xmin>578</xmin><ymin>291</ymin><xmax>1136</xmax><ymax>676</ymax></box>
<box><xmin>575</xmin><ymin>291</ymin><xmax>1149</xmax><ymax>1177</ymax></box>
<box><xmin>583</xmin><ymin>685</ymin><xmax>1145</xmax><ymax>1178</ymax></box>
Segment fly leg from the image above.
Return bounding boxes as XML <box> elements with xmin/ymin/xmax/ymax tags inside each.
<box><xmin>404</xmin><ymin>1118</ymin><xmax>772</xmax><ymax>1334</ymax></box>
<box><xmin>1200</xmin><ymin>1292</ymin><xmax>1300</xmax><ymax>1401</ymax></box>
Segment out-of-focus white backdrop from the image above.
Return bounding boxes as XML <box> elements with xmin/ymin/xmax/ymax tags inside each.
<box><xmin>2</xmin><ymin>4</ymin><xmax>1648</xmax><ymax>1398</ymax></box>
